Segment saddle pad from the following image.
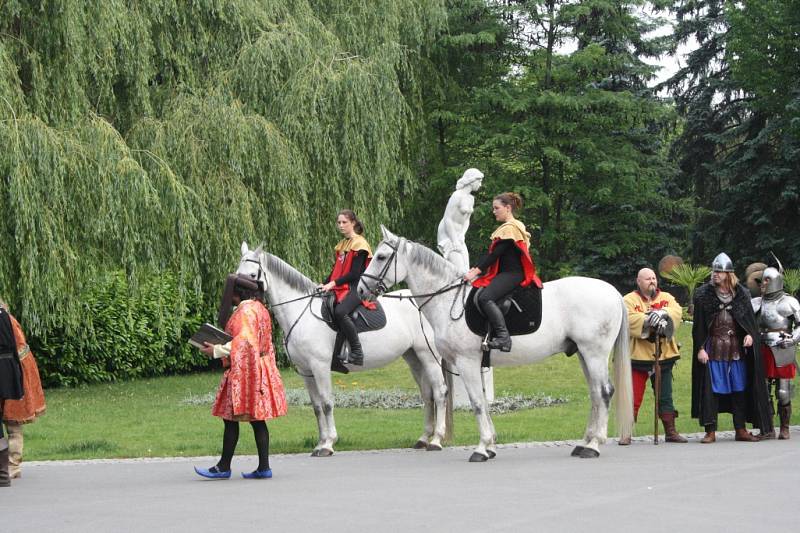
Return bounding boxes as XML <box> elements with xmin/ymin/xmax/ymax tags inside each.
<box><xmin>465</xmin><ymin>285</ymin><xmax>542</xmax><ymax>337</ymax></box>
<box><xmin>322</xmin><ymin>296</ymin><xmax>387</xmax><ymax>334</ymax></box>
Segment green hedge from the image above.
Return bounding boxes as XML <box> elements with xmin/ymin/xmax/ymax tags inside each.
<box><xmin>31</xmin><ymin>271</ymin><xmax>209</xmax><ymax>387</ymax></box>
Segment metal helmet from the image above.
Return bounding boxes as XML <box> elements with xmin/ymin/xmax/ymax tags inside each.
<box><xmin>761</xmin><ymin>267</ymin><xmax>784</xmax><ymax>295</ymax></box>
<box><xmin>711</xmin><ymin>252</ymin><xmax>734</xmax><ymax>272</ymax></box>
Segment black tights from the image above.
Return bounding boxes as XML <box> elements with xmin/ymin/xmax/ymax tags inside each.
<box><xmin>216</xmin><ymin>419</ymin><xmax>270</xmax><ymax>472</ymax></box>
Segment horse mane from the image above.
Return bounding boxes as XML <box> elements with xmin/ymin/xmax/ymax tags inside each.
<box><xmin>404</xmin><ymin>239</ymin><xmax>461</xmax><ymax>278</ymax></box>
<box><xmin>261</xmin><ymin>252</ymin><xmax>317</xmax><ymax>293</ymax></box>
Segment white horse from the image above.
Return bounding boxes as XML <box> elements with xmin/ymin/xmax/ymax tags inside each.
<box><xmin>235</xmin><ymin>242</ymin><xmax>448</xmax><ymax>456</ymax></box>
<box><xmin>358</xmin><ymin>227</ymin><xmax>634</xmax><ymax>461</ymax></box>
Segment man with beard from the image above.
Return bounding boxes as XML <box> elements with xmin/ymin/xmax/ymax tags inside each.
<box><xmin>751</xmin><ymin>263</ymin><xmax>798</xmax><ymax>439</ymax></box>
<box><xmin>691</xmin><ymin>253</ymin><xmax>772</xmax><ymax>443</ymax></box>
<box><xmin>619</xmin><ymin>268</ymin><xmax>687</xmax><ymax>445</ymax></box>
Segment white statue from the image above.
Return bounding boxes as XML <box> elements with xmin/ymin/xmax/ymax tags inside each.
<box><xmin>437</xmin><ymin>168</ymin><xmax>484</xmax><ymax>273</ymax></box>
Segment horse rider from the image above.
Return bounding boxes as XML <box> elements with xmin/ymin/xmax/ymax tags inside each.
<box><xmin>319</xmin><ymin>209</ymin><xmax>373</xmax><ymax>366</ymax></box>
<box><xmin>751</xmin><ymin>262</ymin><xmax>798</xmax><ymax>439</ymax></box>
<box><xmin>463</xmin><ymin>192</ymin><xmax>542</xmax><ymax>352</ymax></box>
<box><xmin>620</xmin><ymin>268</ymin><xmax>687</xmax><ymax>444</ymax></box>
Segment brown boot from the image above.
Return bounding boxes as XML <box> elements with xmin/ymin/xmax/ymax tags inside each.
<box><xmin>734</xmin><ymin>428</ymin><xmax>759</xmax><ymax>442</ymax></box>
<box><xmin>0</xmin><ymin>440</ymin><xmax>10</xmax><ymax>487</ymax></box>
<box><xmin>660</xmin><ymin>412</ymin><xmax>688</xmax><ymax>443</ymax></box>
<box><xmin>701</xmin><ymin>431</ymin><xmax>716</xmax><ymax>443</ymax></box>
<box><xmin>778</xmin><ymin>404</ymin><xmax>791</xmax><ymax>440</ymax></box>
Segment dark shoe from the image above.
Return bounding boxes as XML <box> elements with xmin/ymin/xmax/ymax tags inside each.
<box><xmin>194</xmin><ymin>465</ymin><xmax>231</xmax><ymax>479</ymax></box>
<box><xmin>482</xmin><ymin>300</ymin><xmax>512</xmax><ymax>352</ymax></box>
<box><xmin>339</xmin><ymin>315</ymin><xmax>364</xmax><ymax>366</ymax></box>
<box><xmin>242</xmin><ymin>468</ymin><xmax>272</xmax><ymax>479</ymax></box>
<box><xmin>758</xmin><ymin>429</ymin><xmax>776</xmax><ymax>440</ymax></box>
<box><xmin>734</xmin><ymin>428</ymin><xmax>759</xmax><ymax>442</ymax></box>
<box><xmin>660</xmin><ymin>412</ymin><xmax>688</xmax><ymax>443</ymax></box>
<box><xmin>700</xmin><ymin>431</ymin><xmax>715</xmax><ymax>444</ymax></box>
<box><xmin>0</xmin><ymin>445</ymin><xmax>10</xmax><ymax>487</ymax></box>
<box><xmin>778</xmin><ymin>404</ymin><xmax>791</xmax><ymax>440</ymax></box>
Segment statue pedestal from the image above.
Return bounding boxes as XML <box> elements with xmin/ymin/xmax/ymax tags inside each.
<box><xmin>451</xmin><ymin>367</ymin><xmax>494</xmax><ymax>407</ymax></box>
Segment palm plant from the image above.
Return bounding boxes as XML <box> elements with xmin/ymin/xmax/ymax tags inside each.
<box><xmin>783</xmin><ymin>269</ymin><xmax>800</xmax><ymax>297</ymax></box>
<box><xmin>660</xmin><ymin>263</ymin><xmax>712</xmax><ymax>316</ymax></box>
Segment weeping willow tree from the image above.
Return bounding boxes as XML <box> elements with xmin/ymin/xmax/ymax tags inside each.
<box><xmin>0</xmin><ymin>0</ymin><xmax>447</xmax><ymax>352</ymax></box>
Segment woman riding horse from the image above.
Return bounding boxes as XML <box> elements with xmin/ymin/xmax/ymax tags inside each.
<box><xmin>463</xmin><ymin>192</ymin><xmax>542</xmax><ymax>352</ymax></box>
<box><xmin>319</xmin><ymin>209</ymin><xmax>372</xmax><ymax>366</ymax></box>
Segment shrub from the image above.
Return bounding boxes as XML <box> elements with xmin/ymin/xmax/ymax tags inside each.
<box><xmin>31</xmin><ymin>270</ymin><xmax>209</xmax><ymax>387</ymax></box>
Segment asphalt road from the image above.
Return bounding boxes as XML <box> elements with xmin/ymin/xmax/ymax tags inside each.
<box><xmin>4</xmin><ymin>428</ymin><xmax>798</xmax><ymax>533</ymax></box>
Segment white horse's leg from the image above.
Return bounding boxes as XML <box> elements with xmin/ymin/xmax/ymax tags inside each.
<box><xmin>573</xmin><ymin>347</ymin><xmax>612</xmax><ymax>459</ymax></box>
<box><xmin>407</xmin><ymin>350</ymin><xmax>449</xmax><ymax>450</ymax></box>
<box><xmin>402</xmin><ymin>352</ymin><xmax>436</xmax><ymax>449</ymax></box>
<box><xmin>310</xmin><ymin>362</ymin><xmax>338</xmax><ymax>457</ymax></box>
<box><xmin>302</xmin><ymin>373</ymin><xmax>329</xmax><ymax>456</ymax></box>
<box><xmin>456</xmin><ymin>357</ymin><xmax>494</xmax><ymax>462</ymax></box>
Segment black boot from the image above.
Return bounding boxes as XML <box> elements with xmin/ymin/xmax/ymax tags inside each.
<box><xmin>0</xmin><ymin>439</ymin><xmax>10</xmax><ymax>487</ymax></box>
<box><xmin>482</xmin><ymin>300</ymin><xmax>512</xmax><ymax>352</ymax></box>
<box><xmin>339</xmin><ymin>315</ymin><xmax>364</xmax><ymax>366</ymax></box>
<box><xmin>330</xmin><ymin>332</ymin><xmax>349</xmax><ymax>374</ymax></box>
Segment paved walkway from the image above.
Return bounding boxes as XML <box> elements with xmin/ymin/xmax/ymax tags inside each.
<box><xmin>4</xmin><ymin>428</ymin><xmax>798</xmax><ymax>533</ymax></box>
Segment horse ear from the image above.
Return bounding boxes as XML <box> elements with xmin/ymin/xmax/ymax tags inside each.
<box><xmin>241</xmin><ymin>241</ymin><xmax>249</xmax><ymax>255</ymax></box>
<box><xmin>380</xmin><ymin>225</ymin><xmax>396</xmax><ymax>242</ymax></box>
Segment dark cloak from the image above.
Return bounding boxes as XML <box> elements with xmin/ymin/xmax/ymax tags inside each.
<box><xmin>0</xmin><ymin>308</ymin><xmax>24</xmax><ymax>440</ymax></box>
<box><xmin>690</xmin><ymin>283</ymin><xmax>772</xmax><ymax>431</ymax></box>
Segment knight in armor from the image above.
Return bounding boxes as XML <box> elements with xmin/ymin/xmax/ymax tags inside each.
<box><xmin>620</xmin><ymin>268</ymin><xmax>687</xmax><ymax>444</ymax></box>
<box><xmin>0</xmin><ymin>304</ymin><xmax>24</xmax><ymax>487</ymax></box>
<box><xmin>319</xmin><ymin>209</ymin><xmax>373</xmax><ymax>366</ymax></box>
<box><xmin>751</xmin><ymin>261</ymin><xmax>798</xmax><ymax>439</ymax></box>
<box><xmin>463</xmin><ymin>193</ymin><xmax>542</xmax><ymax>352</ymax></box>
<box><xmin>691</xmin><ymin>253</ymin><xmax>772</xmax><ymax>443</ymax></box>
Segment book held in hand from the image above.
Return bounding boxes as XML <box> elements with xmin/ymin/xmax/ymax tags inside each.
<box><xmin>189</xmin><ymin>323</ymin><xmax>233</xmax><ymax>349</ymax></box>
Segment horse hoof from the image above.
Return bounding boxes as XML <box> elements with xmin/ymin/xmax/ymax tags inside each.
<box><xmin>570</xmin><ymin>446</ymin><xmax>585</xmax><ymax>457</ymax></box>
<box><xmin>487</xmin><ymin>450</ymin><xmax>497</xmax><ymax>459</ymax></box>
<box><xmin>578</xmin><ymin>447</ymin><xmax>600</xmax><ymax>459</ymax></box>
<box><xmin>426</xmin><ymin>443</ymin><xmax>443</xmax><ymax>451</ymax></box>
<box><xmin>412</xmin><ymin>440</ymin><xmax>428</xmax><ymax>450</ymax></box>
<box><xmin>469</xmin><ymin>452</ymin><xmax>490</xmax><ymax>463</ymax></box>
<box><xmin>316</xmin><ymin>448</ymin><xmax>334</xmax><ymax>457</ymax></box>
<box><xmin>310</xmin><ymin>449</ymin><xmax>320</xmax><ymax>457</ymax></box>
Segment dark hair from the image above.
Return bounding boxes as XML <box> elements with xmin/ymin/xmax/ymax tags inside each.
<box><xmin>494</xmin><ymin>192</ymin><xmax>523</xmax><ymax>212</ymax></box>
<box><xmin>338</xmin><ymin>209</ymin><xmax>364</xmax><ymax>235</ymax></box>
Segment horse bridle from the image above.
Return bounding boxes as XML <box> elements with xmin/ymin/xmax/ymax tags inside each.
<box><xmin>360</xmin><ymin>239</ymin><xmax>401</xmax><ymax>297</ymax></box>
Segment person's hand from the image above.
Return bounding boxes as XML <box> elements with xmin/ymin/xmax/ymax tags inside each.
<box><xmin>647</xmin><ymin>312</ymin><xmax>662</xmax><ymax>328</ymax></box>
<box><xmin>743</xmin><ymin>335</ymin><xmax>753</xmax><ymax>348</ymax></box>
<box><xmin>199</xmin><ymin>342</ymin><xmax>216</xmax><ymax>357</ymax></box>
<box><xmin>777</xmin><ymin>337</ymin><xmax>795</xmax><ymax>349</ymax></box>
<box><xmin>697</xmin><ymin>348</ymin><xmax>709</xmax><ymax>364</ymax></box>
<box><xmin>318</xmin><ymin>281</ymin><xmax>336</xmax><ymax>292</ymax></box>
<box><xmin>463</xmin><ymin>267</ymin><xmax>481</xmax><ymax>283</ymax></box>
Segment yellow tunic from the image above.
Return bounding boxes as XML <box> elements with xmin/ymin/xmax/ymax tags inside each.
<box><xmin>623</xmin><ymin>290</ymin><xmax>682</xmax><ymax>363</ymax></box>
<box><xmin>334</xmin><ymin>234</ymin><xmax>373</xmax><ymax>257</ymax></box>
<box><xmin>490</xmin><ymin>219</ymin><xmax>530</xmax><ymax>246</ymax></box>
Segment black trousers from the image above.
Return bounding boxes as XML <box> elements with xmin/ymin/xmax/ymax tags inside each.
<box><xmin>477</xmin><ymin>272</ymin><xmax>524</xmax><ymax>308</ymax></box>
<box><xmin>334</xmin><ymin>289</ymin><xmax>361</xmax><ymax>323</ymax></box>
<box><xmin>705</xmin><ymin>391</ymin><xmax>748</xmax><ymax>431</ymax></box>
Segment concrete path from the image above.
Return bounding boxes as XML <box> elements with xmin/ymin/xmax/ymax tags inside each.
<box><xmin>4</xmin><ymin>429</ymin><xmax>798</xmax><ymax>533</ymax></box>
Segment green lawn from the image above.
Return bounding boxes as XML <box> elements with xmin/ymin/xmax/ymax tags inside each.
<box><xmin>21</xmin><ymin>326</ymin><xmax>797</xmax><ymax>460</ymax></box>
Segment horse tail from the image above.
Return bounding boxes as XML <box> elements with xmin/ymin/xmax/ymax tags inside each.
<box><xmin>613</xmin><ymin>295</ymin><xmax>634</xmax><ymax>440</ymax></box>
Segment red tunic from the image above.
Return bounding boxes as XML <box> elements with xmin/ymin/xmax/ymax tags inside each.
<box><xmin>2</xmin><ymin>314</ymin><xmax>46</xmax><ymax>424</ymax></box>
<box><xmin>211</xmin><ymin>300</ymin><xmax>287</xmax><ymax>422</ymax></box>
<box><xmin>472</xmin><ymin>238</ymin><xmax>542</xmax><ymax>289</ymax></box>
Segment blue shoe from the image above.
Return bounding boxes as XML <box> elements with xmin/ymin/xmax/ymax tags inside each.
<box><xmin>194</xmin><ymin>466</ymin><xmax>231</xmax><ymax>479</ymax></box>
<box><xmin>242</xmin><ymin>468</ymin><xmax>272</xmax><ymax>479</ymax></box>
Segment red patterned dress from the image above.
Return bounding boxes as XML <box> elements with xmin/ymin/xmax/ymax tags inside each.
<box><xmin>211</xmin><ymin>300</ymin><xmax>287</xmax><ymax>421</ymax></box>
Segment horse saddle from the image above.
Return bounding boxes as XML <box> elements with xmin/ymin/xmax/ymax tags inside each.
<box><xmin>321</xmin><ymin>294</ymin><xmax>387</xmax><ymax>334</ymax></box>
<box><xmin>465</xmin><ymin>285</ymin><xmax>542</xmax><ymax>338</ymax></box>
